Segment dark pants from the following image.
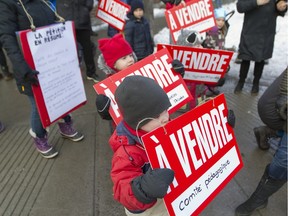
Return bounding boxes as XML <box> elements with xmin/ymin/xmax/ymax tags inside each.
<box><xmin>0</xmin><ymin>42</ymin><xmax>8</xmax><ymax>68</ymax></box>
<box><xmin>76</xmin><ymin>29</ymin><xmax>96</xmax><ymax>77</ymax></box>
<box><xmin>239</xmin><ymin>60</ymin><xmax>265</xmax><ymax>84</ymax></box>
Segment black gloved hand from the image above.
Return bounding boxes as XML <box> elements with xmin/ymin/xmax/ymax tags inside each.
<box><xmin>25</xmin><ymin>70</ymin><xmax>39</xmax><ymax>86</ymax></box>
<box><xmin>216</xmin><ymin>77</ymin><xmax>226</xmax><ymax>87</ymax></box>
<box><xmin>96</xmin><ymin>94</ymin><xmax>112</xmax><ymax>120</ymax></box>
<box><xmin>227</xmin><ymin>109</ymin><xmax>236</xmax><ymax>128</ymax></box>
<box><xmin>276</xmin><ymin>95</ymin><xmax>287</xmax><ymax>120</ymax></box>
<box><xmin>172</xmin><ymin>59</ymin><xmax>185</xmax><ymax>77</ymax></box>
<box><xmin>131</xmin><ymin>168</ymin><xmax>174</xmax><ymax>204</ymax></box>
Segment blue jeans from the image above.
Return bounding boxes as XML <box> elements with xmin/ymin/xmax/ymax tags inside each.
<box><xmin>28</xmin><ymin>95</ymin><xmax>71</xmax><ymax>138</ymax></box>
<box><xmin>269</xmin><ymin>132</ymin><xmax>287</xmax><ymax>180</ymax></box>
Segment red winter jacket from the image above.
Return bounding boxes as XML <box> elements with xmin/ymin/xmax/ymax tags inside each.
<box><xmin>109</xmin><ymin>121</ymin><xmax>156</xmax><ymax>212</ymax></box>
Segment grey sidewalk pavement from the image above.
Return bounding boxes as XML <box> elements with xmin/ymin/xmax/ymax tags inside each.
<box><xmin>0</xmin><ymin>13</ymin><xmax>287</xmax><ymax>216</ymax></box>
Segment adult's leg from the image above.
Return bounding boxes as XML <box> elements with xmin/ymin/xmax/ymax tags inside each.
<box><xmin>251</xmin><ymin>60</ymin><xmax>265</xmax><ymax>95</ymax></box>
<box><xmin>235</xmin><ymin>133</ymin><xmax>287</xmax><ymax>216</ymax></box>
<box><xmin>76</xmin><ymin>29</ymin><xmax>97</xmax><ymax>78</ymax></box>
<box><xmin>234</xmin><ymin>60</ymin><xmax>250</xmax><ymax>94</ymax></box>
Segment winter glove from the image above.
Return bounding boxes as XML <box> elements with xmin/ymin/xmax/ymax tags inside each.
<box><xmin>161</xmin><ymin>0</ymin><xmax>182</xmax><ymax>6</ymax></box>
<box><xmin>172</xmin><ymin>59</ymin><xmax>185</xmax><ymax>77</ymax></box>
<box><xmin>25</xmin><ymin>70</ymin><xmax>39</xmax><ymax>86</ymax></box>
<box><xmin>131</xmin><ymin>168</ymin><xmax>174</xmax><ymax>204</ymax></box>
<box><xmin>227</xmin><ymin>109</ymin><xmax>236</xmax><ymax>128</ymax></box>
<box><xmin>95</xmin><ymin>94</ymin><xmax>112</xmax><ymax>120</ymax></box>
<box><xmin>275</xmin><ymin>95</ymin><xmax>287</xmax><ymax>120</ymax></box>
<box><xmin>216</xmin><ymin>77</ymin><xmax>226</xmax><ymax>87</ymax></box>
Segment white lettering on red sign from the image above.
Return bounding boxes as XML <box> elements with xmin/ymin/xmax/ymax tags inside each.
<box><xmin>168</xmin><ymin>0</ymin><xmax>212</xmax><ymax>30</ymax></box>
<box><xmin>154</xmin><ymin>103</ymin><xmax>233</xmax><ymax>184</ymax></box>
<box><xmin>99</xmin><ymin>0</ymin><xmax>129</xmax><ymax>20</ymax></box>
<box><xmin>173</xmin><ymin>50</ymin><xmax>229</xmax><ymax>73</ymax></box>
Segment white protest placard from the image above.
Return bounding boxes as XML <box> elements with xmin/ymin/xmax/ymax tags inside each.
<box><xmin>142</xmin><ymin>94</ymin><xmax>243</xmax><ymax>216</ymax></box>
<box><xmin>26</xmin><ymin>21</ymin><xmax>86</xmax><ymax>123</ymax></box>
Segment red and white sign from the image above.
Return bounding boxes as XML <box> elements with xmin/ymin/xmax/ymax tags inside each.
<box><xmin>94</xmin><ymin>48</ymin><xmax>192</xmax><ymax>125</ymax></box>
<box><xmin>142</xmin><ymin>94</ymin><xmax>243</xmax><ymax>216</ymax></box>
<box><xmin>96</xmin><ymin>0</ymin><xmax>130</xmax><ymax>31</ymax></box>
<box><xmin>165</xmin><ymin>0</ymin><xmax>215</xmax><ymax>44</ymax></box>
<box><xmin>158</xmin><ymin>44</ymin><xmax>233</xmax><ymax>84</ymax></box>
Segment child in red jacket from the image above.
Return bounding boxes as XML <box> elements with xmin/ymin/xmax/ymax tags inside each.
<box><xmin>110</xmin><ymin>75</ymin><xmax>174</xmax><ymax>215</ymax></box>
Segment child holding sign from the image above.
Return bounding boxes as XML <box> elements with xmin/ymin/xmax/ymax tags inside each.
<box><xmin>96</xmin><ymin>34</ymin><xmax>184</xmax><ymax>122</ymax></box>
<box><xmin>110</xmin><ymin>75</ymin><xmax>174</xmax><ymax>215</ymax></box>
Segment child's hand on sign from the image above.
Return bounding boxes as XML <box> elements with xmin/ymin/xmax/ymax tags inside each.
<box><xmin>95</xmin><ymin>94</ymin><xmax>112</xmax><ymax>120</ymax></box>
<box><xmin>172</xmin><ymin>59</ymin><xmax>185</xmax><ymax>77</ymax></box>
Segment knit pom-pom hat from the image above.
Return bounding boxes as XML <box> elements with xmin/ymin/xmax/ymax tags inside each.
<box><xmin>98</xmin><ymin>34</ymin><xmax>133</xmax><ymax>69</ymax></box>
<box><xmin>115</xmin><ymin>76</ymin><xmax>171</xmax><ymax>130</ymax></box>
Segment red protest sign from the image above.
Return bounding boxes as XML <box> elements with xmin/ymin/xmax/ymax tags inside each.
<box><xmin>142</xmin><ymin>94</ymin><xmax>243</xmax><ymax>216</ymax></box>
<box><xmin>158</xmin><ymin>44</ymin><xmax>233</xmax><ymax>84</ymax></box>
<box><xmin>165</xmin><ymin>0</ymin><xmax>215</xmax><ymax>44</ymax></box>
<box><xmin>93</xmin><ymin>48</ymin><xmax>192</xmax><ymax>125</ymax></box>
<box><xmin>96</xmin><ymin>0</ymin><xmax>130</xmax><ymax>31</ymax></box>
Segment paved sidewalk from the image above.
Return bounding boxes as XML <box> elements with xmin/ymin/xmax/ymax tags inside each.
<box><xmin>0</xmin><ymin>13</ymin><xmax>286</xmax><ymax>216</ymax></box>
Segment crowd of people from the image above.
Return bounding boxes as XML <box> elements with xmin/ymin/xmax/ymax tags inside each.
<box><xmin>0</xmin><ymin>0</ymin><xmax>286</xmax><ymax>215</ymax></box>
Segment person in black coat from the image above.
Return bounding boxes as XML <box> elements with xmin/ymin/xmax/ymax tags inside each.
<box><xmin>235</xmin><ymin>67</ymin><xmax>287</xmax><ymax>216</ymax></box>
<box><xmin>124</xmin><ymin>0</ymin><xmax>154</xmax><ymax>61</ymax></box>
<box><xmin>57</xmin><ymin>0</ymin><xmax>99</xmax><ymax>82</ymax></box>
<box><xmin>0</xmin><ymin>0</ymin><xmax>84</xmax><ymax>159</ymax></box>
<box><xmin>234</xmin><ymin>0</ymin><xmax>287</xmax><ymax>95</ymax></box>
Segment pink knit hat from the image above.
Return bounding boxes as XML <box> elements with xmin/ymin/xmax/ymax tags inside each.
<box><xmin>98</xmin><ymin>34</ymin><xmax>133</xmax><ymax>69</ymax></box>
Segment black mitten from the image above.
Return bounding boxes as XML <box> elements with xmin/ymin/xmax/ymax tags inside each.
<box><xmin>227</xmin><ymin>109</ymin><xmax>236</xmax><ymax>128</ymax></box>
<box><xmin>131</xmin><ymin>168</ymin><xmax>174</xmax><ymax>204</ymax></box>
<box><xmin>25</xmin><ymin>70</ymin><xmax>39</xmax><ymax>86</ymax></box>
<box><xmin>95</xmin><ymin>94</ymin><xmax>112</xmax><ymax>120</ymax></box>
<box><xmin>172</xmin><ymin>59</ymin><xmax>185</xmax><ymax>77</ymax></box>
<box><xmin>216</xmin><ymin>77</ymin><xmax>226</xmax><ymax>87</ymax></box>
<box><xmin>276</xmin><ymin>95</ymin><xmax>287</xmax><ymax>120</ymax></box>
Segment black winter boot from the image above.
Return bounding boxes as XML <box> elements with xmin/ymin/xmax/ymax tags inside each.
<box><xmin>253</xmin><ymin>126</ymin><xmax>278</xmax><ymax>150</ymax></box>
<box><xmin>235</xmin><ymin>165</ymin><xmax>286</xmax><ymax>216</ymax></box>
<box><xmin>251</xmin><ymin>83</ymin><xmax>259</xmax><ymax>95</ymax></box>
<box><xmin>235</xmin><ymin>60</ymin><xmax>250</xmax><ymax>94</ymax></box>
<box><xmin>234</xmin><ymin>82</ymin><xmax>244</xmax><ymax>94</ymax></box>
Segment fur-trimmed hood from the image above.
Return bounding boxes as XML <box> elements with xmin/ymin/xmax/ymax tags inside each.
<box><xmin>97</xmin><ymin>53</ymin><xmax>138</xmax><ymax>76</ymax></box>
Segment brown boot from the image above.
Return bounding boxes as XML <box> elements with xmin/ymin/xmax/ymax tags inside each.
<box><xmin>253</xmin><ymin>126</ymin><xmax>277</xmax><ymax>150</ymax></box>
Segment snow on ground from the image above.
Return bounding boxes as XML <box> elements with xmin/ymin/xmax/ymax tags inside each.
<box><xmin>92</xmin><ymin>2</ymin><xmax>288</xmax><ymax>91</ymax></box>
<box><xmin>153</xmin><ymin>3</ymin><xmax>288</xmax><ymax>92</ymax></box>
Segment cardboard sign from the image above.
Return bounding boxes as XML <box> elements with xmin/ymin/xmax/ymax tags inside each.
<box><xmin>158</xmin><ymin>44</ymin><xmax>233</xmax><ymax>84</ymax></box>
<box><xmin>17</xmin><ymin>21</ymin><xmax>86</xmax><ymax>128</ymax></box>
<box><xmin>142</xmin><ymin>94</ymin><xmax>243</xmax><ymax>216</ymax></box>
<box><xmin>96</xmin><ymin>0</ymin><xmax>130</xmax><ymax>31</ymax></box>
<box><xmin>165</xmin><ymin>0</ymin><xmax>215</xmax><ymax>44</ymax></box>
<box><xmin>94</xmin><ymin>48</ymin><xmax>192</xmax><ymax>125</ymax></box>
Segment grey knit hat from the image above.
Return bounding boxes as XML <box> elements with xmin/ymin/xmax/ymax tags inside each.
<box><xmin>115</xmin><ymin>75</ymin><xmax>171</xmax><ymax>130</ymax></box>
